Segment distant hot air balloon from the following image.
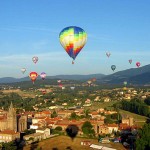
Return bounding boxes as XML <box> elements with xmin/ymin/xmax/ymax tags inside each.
<box><xmin>111</xmin><ymin>65</ymin><xmax>116</xmax><ymax>71</ymax></box>
<box><xmin>21</xmin><ymin>68</ymin><xmax>26</xmax><ymax>74</ymax></box>
<box><xmin>40</xmin><ymin>72</ymin><xmax>46</xmax><ymax>80</ymax></box>
<box><xmin>59</xmin><ymin>26</ymin><xmax>87</xmax><ymax>64</ymax></box>
<box><xmin>29</xmin><ymin>72</ymin><xmax>38</xmax><ymax>84</ymax></box>
<box><xmin>57</xmin><ymin>80</ymin><xmax>61</xmax><ymax>83</ymax></box>
<box><xmin>136</xmin><ymin>62</ymin><xmax>141</xmax><ymax>67</ymax></box>
<box><xmin>32</xmin><ymin>56</ymin><xmax>38</xmax><ymax>64</ymax></box>
<box><xmin>123</xmin><ymin>81</ymin><xmax>127</xmax><ymax>86</ymax></box>
<box><xmin>129</xmin><ymin>59</ymin><xmax>132</xmax><ymax>64</ymax></box>
<box><xmin>92</xmin><ymin>78</ymin><xmax>96</xmax><ymax>82</ymax></box>
<box><xmin>87</xmin><ymin>80</ymin><xmax>92</xmax><ymax>85</ymax></box>
<box><xmin>106</xmin><ymin>52</ymin><xmax>111</xmax><ymax>58</ymax></box>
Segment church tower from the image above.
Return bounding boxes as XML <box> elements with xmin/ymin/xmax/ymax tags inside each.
<box><xmin>7</xmin><ymin>102</ymin><xmax>17</xmax><ymax>131</ymax></box>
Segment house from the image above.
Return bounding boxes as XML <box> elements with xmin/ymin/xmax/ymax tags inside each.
<box><xmin>96</xmin><ymin>125</ymin><xmax>109</xmax><ymax>135</ymax></box>
<box><xmin>122</xmin><ymin>117</ymin><xmax>134</xmax><ymax>126</ymax></box>
<box><xmin>0</xmin><ymin>130</ymin><xmax>20</xmax><ymax>143</ymax></box>
<box><xmin>24</xmin><ymin>132</ymin><xmax>44</xmax><ymax>145</ymax></box>
<box><xmin>57</xmin><ymin>110</ymin><xmax>73</xmax><ymax>118</ymax></box>
<box><xmin>36</xmin><ymin>128</ymin><xmax>51</xmax><ymax>139</ymax></box>
<box><xmin>85</xmin><ymin>99</ymin><xmax>91</xmax><ymax>104</ymax></box>
<box><xmin>81</xmin><ymin>141</ymin><xmax>91</xmax><ymax>146</ymax></box>
<box><xmin>107</xmin><ymin>124</ymin><xmax>118</xmax><ymax>134</ymax></box>
<box><xmin>104</xmin><ymin>97</ymin><xmax>110</xmax><ymax>102</ymax></box>
<box><xmin>89</xmin><ymin>111</ymin><xmax>101</xmax><ymax>119</ymax></box>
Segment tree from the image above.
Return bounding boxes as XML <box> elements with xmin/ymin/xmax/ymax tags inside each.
<box><xmin>82</xmin><ymin>121</ymin><xmax>95</xmax><ymax>137</ymax></box>
<box><xmin>70</xmin><ymin>112</ymin><xmax>78</xmax><ymax>120</ymax></box>
<box><xmin>51</xmin><ymin>110</ymin><xmax>58</xmax><ymax>118</ymax></box>
<box><xmin>136</xmin><ymin>123</ymin><xmax>150</xmax><ymax>150</ymax></box>
<box><xmin>55</xmin><ymin>126</ymin><xmax>62</xmax><ymax>131</ymax></box>
<box><xmin>2</xmin><ymin>141</ymin><xmax>17</xmax><ymax>150</ymax></box>
<box><xmin>84</xmin><ymin>109</ymin><xmax>90</xmax><ymax>119</ymax></box>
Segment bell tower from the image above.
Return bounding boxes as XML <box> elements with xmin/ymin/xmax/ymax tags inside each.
<box><xmin>7</xmin><ymin>102</ymin><xmax>17</xmax><ymax>131</ymax></box>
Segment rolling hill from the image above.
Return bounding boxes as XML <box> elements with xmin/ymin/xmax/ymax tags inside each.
<box><xmin>0</xmin><ymin>64</ymin><xmax>149</xmax><ymax>85</ymax></box>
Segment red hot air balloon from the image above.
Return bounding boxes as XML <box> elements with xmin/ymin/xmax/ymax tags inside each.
<box><xmin>136</xmin><ymin>62</ymin><xmax>141</xmax><ymax>67</ymax></box>
<box><xmin>29</xmin><ymin>72</ymin><xmax>38</xmax><ymax>84</ymax></box>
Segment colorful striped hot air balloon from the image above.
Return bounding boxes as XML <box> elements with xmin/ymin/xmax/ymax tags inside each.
<box><xmin>59</xmin><ymin>26</ymin><xmax>87</xmax><ymax>63</ymax></box>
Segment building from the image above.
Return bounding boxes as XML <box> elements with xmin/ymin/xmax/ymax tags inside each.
<box><xmin>24</xmin><ymin>132</ymin><xmax>45</xmax><ymax>145</ymax></box>
<box><xmin>36</xmin><ymin>128</ymin><xmax>51</xmax><ymax>138</ymax></box>
<box><xmin>0</xmin><ymin>102</ymin><xmax>27</xmax><ymax>132</ymax></box>
<box><xmin>17</xmin><ymin>115</ymin><xmax>27</xmax><ymax>132</ymax></box>
<box><xmin>0</xmin><ymin>130</ymin><xmax>20</xmax><ymax>143</ymax></box>
<box><xmin>107</xmin><ymin>124</ymin><xmax>118</xmax><ymax>134</ymax></box>
<box><xmin>122</xmin><ymin>117</ymin><xmax>134</xmax><ymax>126</ymax></box>
<box><xmin>0</xmin><ymin>102</ymin><xmax>17</xmax><ymax>131</ymax></box>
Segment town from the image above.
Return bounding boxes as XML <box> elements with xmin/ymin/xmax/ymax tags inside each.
<box><xmin>0</xmin><ymin>81</ymin><xmax>149</xmax><ymax>150</ymax></box>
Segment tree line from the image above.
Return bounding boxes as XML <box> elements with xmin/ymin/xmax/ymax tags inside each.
<box><xmin>120</xmin><ymin>99</ymin><xmax>150</xmax><ymax>117</ymax></box>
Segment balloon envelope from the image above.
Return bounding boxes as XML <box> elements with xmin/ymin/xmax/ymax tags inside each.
<box><xmin>111</xmin><ymin>65</ymin><xmax>116</xmax><ymax>71</ymax></box>
<box><xmin>21</xmin><ymin>68</ymin><xmax>26</xmax><ymax>74</ymax></box>
<box><xmin>106</xmin><ymin>52</ymin><xmax>111</xmax><ymax>58</ymax></box>
<box><xmin>124</xmin><ymin>81</ymin><xmax>127</xmax><ymax>86</ymax></box>
<box><xmin>66</xmin><ymin>124</ymin><xmax>79</xmax><ymax>140</ymax></box>
<box><xmin>29</xmin><ymin>72</ymin><xmax>38</xmax><ymax>83</ymax></box>
<box><xmin>40</xmin><ymin>72</ymin><xmax>46</xmax><ymax>80</ymax></box>
<box><xmin>59</xmin><ymin>26</ymin><xmax>87</xmax><ymax>60</ymax></box>
<box><xmin>136</xmin><ymin>62</ymin><xmax>141</xmax><ymax>67</ymax></box>
<box><xmin>57</xmin><ymin>80</ymin><xmax>61</xmax><ymax>83</ymax></box>
<box><xmin>32</xmin><ymin>56</ymin><xmax>38</xmax><ymax>64</ymax></box>
<box><xmin>129</xmin><ymin>59</ymin><xmax>132</xmax><ymax>64</ymax></box>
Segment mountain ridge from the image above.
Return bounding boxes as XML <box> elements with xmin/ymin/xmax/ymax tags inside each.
<box><xmin>0</xmin><ymin>64</ymin><xmax>149</xmax><ymax>85</ymax></box>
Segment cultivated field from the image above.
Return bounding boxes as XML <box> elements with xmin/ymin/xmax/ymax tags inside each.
<box><xmin>2</xmin><ymin>89</ymin><xmax>36</xmax><ymax>98</ymax></box>
<box><xmin>91</xmin><ymin>101</ymin><xmax>118</xmax><ymax>110</ymax></box>
<box><xmin>23</xmin><ymin>135</ymin><xmax>126</xmax><ymax>150</ymax></box>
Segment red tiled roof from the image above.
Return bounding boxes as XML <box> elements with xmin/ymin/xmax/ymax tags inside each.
<box><xmin>0</xmin><ymin>130</ymin><xmax>19</xmax><ymax>135</ymax></box>
<box><xmin>107</xmin><ymin>124</ymin><xmax>118</xmax><ymax>127</ymax></box>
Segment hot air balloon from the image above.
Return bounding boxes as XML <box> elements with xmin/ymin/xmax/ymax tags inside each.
<box><xmin>40</xmin><ymin>72</ymin><xmax>46</xmax><ymax>80</ymax></box>
<box><xmin>129</xmin><ymin>59</ymin><xmax>132</xmax><ymax>64</ymax></box>
<box><xmin>66</xmin><ymin>124</ymin><xmax>79</xmax><ymax>141</ymax></box>
<box><xmin>21</xmin><ymin>68</ymin><xmax>26</xmax><ymax>74</ymax></box>
<box><xmin>123</xmin><ymin>81</ymin><xmax>127</xmax><ymax>86</ymax></box>
<box><xmin>136</xmin><ymin>62</ymin><xmax>141</xmax><ymax>67</ymax></box>
<box><xmin>87</xmin><ymin>80</ymin><xmax>92</xmax><ymax>84</ymax></box>
<box><xmin>32</xmin><ymin>56</ymin><xmax>38</xmax><ymax>64</ymax></box>
<box><xmin>111</xmin><ymin>65</ymin><xmax>116</xmax><ymax>71</ymax></box>
<box><xmin>92</xmin><ymin>78</ymin><xmax>96</xmax><ymax>82</ymax></box>
<box><xmin>59</xmin><ymin>26</ymin><xmax>87</xmax><ymax>64</ymax></box>
<box><xmin>106</xmin><ymin>52</ymin><xmax>111</xmax><ymax>58</ymax></box>
<box><xmin>57</xmin><ymin>80</ymin><xmax>61</xmax><ymax>83</ymax></box>
<box><xmin>29</xmin><ymin>72</ymin><xmax>38</xmax><ymax>84</ymax></box>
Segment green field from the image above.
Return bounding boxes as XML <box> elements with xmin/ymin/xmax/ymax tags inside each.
<box><xmin>91</xmin><ymin>101</ymin><xmax>118</xmax><ymax>110</ymax></box>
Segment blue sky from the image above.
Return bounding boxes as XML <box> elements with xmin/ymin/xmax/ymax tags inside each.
<box><xmin>0</xmin><ymin>0</ymin><xmax>150</xmax><ymax>78</ymax></box>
